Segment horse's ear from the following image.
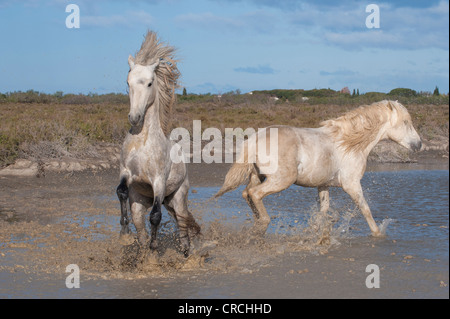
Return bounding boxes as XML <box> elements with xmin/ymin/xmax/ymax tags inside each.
<box><xmin>388</xmin><ymin>102</ymin><xmax>399</xmax><ymax>125</ymax></box>
<box><xmin>387</xmin><ymin>100</ymin><xmax>397</xmax><ymax>111</ymax></box>
<box><xmin>128</xmin><ymin>55</ymin><xmax>135</xmax><ymax>69</ymax></box>
<box><xmin>148</xmin><ymin>59</ymin><xmax>160</xmax><ymax>71</ymax></box>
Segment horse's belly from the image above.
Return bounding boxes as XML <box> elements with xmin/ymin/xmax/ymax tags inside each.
<box><xmin>294</xmin><ymin>139</ymin><xmax>341</xmax><ymax>187</ymax></box>
<box><xmin>130</xmin><ymin>181</ymin><xmax>154</xmax><ymax>197</ymax></box>
<box><xmin>295</xmin><ymin>176</ymin><xmax>340</xmax><ymax>188</ymax></box>
<box><xmin>295</xmin><ymin>174</ymin><xmax>331</xmax><ymax>187</ymax></box>
<box><xmin>295</xmin><ymin>164</ymin><xmax>340</xmax><ymax>187</ymax></box>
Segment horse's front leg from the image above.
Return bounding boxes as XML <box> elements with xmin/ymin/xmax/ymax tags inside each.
<box><xmin>342</xmin><ymin>182</ymin><xmax>382</xmax><ymax>237</ymax></box>
<box><xmin>318</xmin><ymin>186</ymin><xmax>330</xmax><ymax>213</ymax></box>
<box><xmin>149</xmin><ymin>196</ymin><xmax>162</xmax><ymax>251</ymax></box>
<box><xmin>149</xmin><ymin>179</ymin><xmax>166</xmax><ymax>251</ymax></box>
<box><xmin>316</xmin><ymin>186</ymin><xmax>332</xmax><ymax>245</ymax></box>
<box><xmin>116</xmin><ymin>177</ymin><xmax>130</xmax><ymax>236</ymax></box>
<box><xmin>129</xmin><ymin>189</ymin><xmax>151</xmax><ymax>246</ymax></box>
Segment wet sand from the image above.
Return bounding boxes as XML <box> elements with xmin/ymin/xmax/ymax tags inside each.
<box><xmin>0</xmin><ymin>157</ymin><xmax>448</xmax><ymax>299</ymax></box>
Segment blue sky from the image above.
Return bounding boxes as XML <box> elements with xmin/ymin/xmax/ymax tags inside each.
<box><xmin>0</xmin><ymin>0</ymin><xmax>448</xmax><ymax>94</ymax></box>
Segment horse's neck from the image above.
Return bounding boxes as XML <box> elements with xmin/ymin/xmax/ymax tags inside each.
<box><xmin>361</xmin><ymin>122</ymin><xmax>390</xmax><ymax>157</ymax></box>
<box><xmin>139</xmin><ymin>100</ymin><xmax>168</xmax><ymax>145</ymax></box>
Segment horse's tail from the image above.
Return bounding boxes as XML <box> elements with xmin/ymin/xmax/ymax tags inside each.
<box><xmin>214</xmin><ymin>162</ymin><xmax>254</xmax><ymax>198</ymax></box>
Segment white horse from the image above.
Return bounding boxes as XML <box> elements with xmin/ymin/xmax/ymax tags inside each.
<box><xmin>215</xmin><ymin>100</ymin><xmax>422</xmax><ymax>237</ymax></box>
<box><xmin>117</xmin><ymin>31</ymin><xmax>200</xmax><ymax>257</ymax></box>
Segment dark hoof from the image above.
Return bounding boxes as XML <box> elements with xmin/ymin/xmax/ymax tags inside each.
<box><xmin>190</xmin><ymin>224</ymin><xmax>201</xmax><ymax>238</ymax></box>
<box><xmin>120</xmin><ymin>226</ymin><xmax>131</xmax><ymax>236</ymax></box>
<box><xmin>150</xmin><ymin>240</ymin><xmax>158</xmax><ymax>252</ymax></box>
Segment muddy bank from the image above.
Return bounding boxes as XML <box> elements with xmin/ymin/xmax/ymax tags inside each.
<box><xmin>0</xmin><ymin>138</ymin><xmax>448</xmax><ymax>178</ymax></box>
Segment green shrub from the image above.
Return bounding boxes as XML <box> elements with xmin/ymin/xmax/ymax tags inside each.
<box><xmin>388</xmin><ymin>88</ymin><xmax>417</xmax><ymax>97</ymax></box>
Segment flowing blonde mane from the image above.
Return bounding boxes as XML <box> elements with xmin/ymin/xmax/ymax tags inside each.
<box><xmin>320</xmin><ymin>100</ymin><xmax>409</xmax><ymax>153</ymax></box>
<box><xmin>133</xmin><ymin>31</ymin><xmax>180</xmax><ymax>136</ymax></box>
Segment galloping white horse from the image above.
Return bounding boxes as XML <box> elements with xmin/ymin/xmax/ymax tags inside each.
<box><xmin>215</xmin><ymin>100</ymin><xmax>422</xmax><ymax>237</ymax></box>
<box><xmin>117</xmin><ymin>31</ymin><xmax>200</xmax><ymax>257</ymax></box>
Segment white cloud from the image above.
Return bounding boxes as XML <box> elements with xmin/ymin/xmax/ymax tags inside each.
<box><xmin>288</xmin><ymin>1</ymin><xmax>449</xmax><ymax>50</ymax></box>
<box><xmin>234</xmin><ymin>64</ymin><xmax>275</xmax><ymax>74</ymax></box>
<box><xmin>175</xmin><ymin>12</ymin><xmax>242</xmax><ymax>30</ymax></box>
<box><xmin>175</xmin><ymin>10</ymin><xmax>278</xmax><ymax>34</ymax></box>
<box><xmin>320</xmin><ymin>69</ymin><xmax>357</xmax><ymax>76</ymax></box>
<box><xmin>178</xmin><ymin>1</ymin><xmax>448</xmax><ymax>51</ymax></box>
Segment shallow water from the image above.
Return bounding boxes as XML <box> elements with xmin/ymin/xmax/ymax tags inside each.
<box><xmin>0</xmin><ymin>169</ymin><xmax>448</xmax><ymax>298</ymax></box>
<box><xmin>204</xmin><ymin>170</ymin><xmax>449</xmax><ymax>258</ymax></box>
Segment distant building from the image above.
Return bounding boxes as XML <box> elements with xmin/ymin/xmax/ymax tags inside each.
<box><xmin>340</xmin><ymin>87</ymin><xmax>351</xmax><ymax>94</ymax></box>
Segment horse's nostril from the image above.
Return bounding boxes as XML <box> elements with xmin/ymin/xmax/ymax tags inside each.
<box><xmin>128</xmin><ymin>114</ymin><xmax>142</xmax><ymax>126</ymax></box>
<box><xmin>411</xmin><ymin>140</ymin><xmax>422</xmax><ymax>152</ymax></box>
<box><xmin>417</xmin><ymin>140</ymin><xmax>422</xmax><ymax>151</ymax></box>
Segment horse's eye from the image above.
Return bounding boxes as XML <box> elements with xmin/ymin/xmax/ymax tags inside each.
<box><xmin>148</xmin><ymin>82</ymin><xmax>152</xmax><ymax>87</ymax></box>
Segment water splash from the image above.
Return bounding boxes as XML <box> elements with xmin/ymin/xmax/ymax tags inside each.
<box><xmin>378</xmin><ymin>218</ymin><xmax>395</xmax><ymax>236</ymax></box>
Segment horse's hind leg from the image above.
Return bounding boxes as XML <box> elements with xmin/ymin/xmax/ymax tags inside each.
<box><xmin>165</xmin><ymin>180</ymin><xmax>200</xmax><ymax>257</ymax></box>
<box><xmin>247</xmin><ymin>175</ymin><xmax>295</xmax><ymax>235</ymax></box>
<box><xmin>165</xmin><ymin>204</ymin><xmax>197</xmax><ymax>258</ymax></box>
<box><xmin>242</xmin><ymin>172</ymin><xmax>263</xmax><ymax>219</ymax></box>
<box><xmin>116</xmin><ymin>177</ymin><xmax>130</xmax><ymax>236</ymax></box>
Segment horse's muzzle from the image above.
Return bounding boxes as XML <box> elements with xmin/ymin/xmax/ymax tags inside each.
<box><xmin>128</xmin><ymin>113</ymin><xmax>142</xmax><ymax>127</ymax></box>
<box><xmin>410</xmin><ymin>140</ymin><xmax>422</xmax><ymax>152</ymax></box>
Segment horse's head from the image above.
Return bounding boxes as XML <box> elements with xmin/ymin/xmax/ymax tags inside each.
<box><xmin>127</xmin><ymin>55</ymin><xmax>159</xmax><ymax>127</ymax></box>
<box><xmin>385</xmin><ymin>101</ymin><xmax>422</xmax><ymax>152</ymax></box>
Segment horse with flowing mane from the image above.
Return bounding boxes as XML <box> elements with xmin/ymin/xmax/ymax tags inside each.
<box><xmin>117</xmin><ymin>31</ymin><xmax>200</xmax><ymax>257</ymax></box>
<box><xmin>215</xmin><ymin>100</ymin><xmax>422</xmax><ymax>237</ymax></box>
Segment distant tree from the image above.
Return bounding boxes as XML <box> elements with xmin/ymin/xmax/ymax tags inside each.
<box><xmin>54</xmin><ymin>91</ymin><xmax>64</xmax><ymax>98</ymax></box>
<box><xmin>182</xmin><ymin>87</ymin><xmax>187</xmax><ymax>96</ymax></box>
<box><xmin>357</xmin><ymin>88</ymin><xmax>360</xmax><ymax>96</ymax></box>
<box><xmin>352</xmin><ymin>89</ymin><xmax>356</xmax><ymax>96</ymax></box>
<box><xmin>433</xmin><ymin>86</ymin><xmax>440</xmax><ymax>96</ymax></box>
<box><xmin>388</xmin><ymin>88</ymin><xmax>417</xmax><ymax>97</ymax></box>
